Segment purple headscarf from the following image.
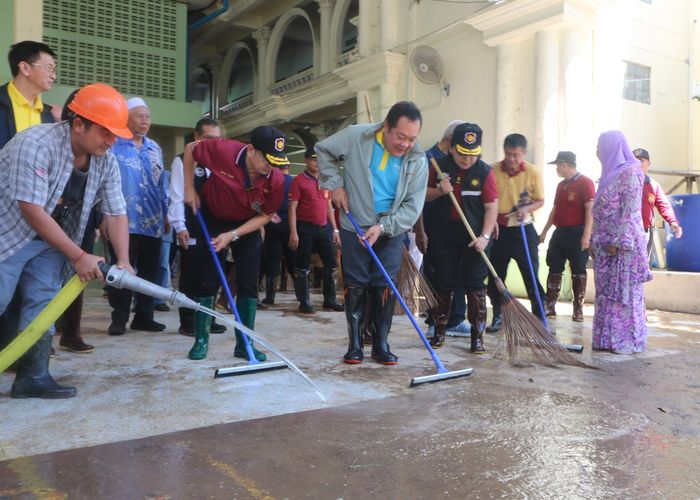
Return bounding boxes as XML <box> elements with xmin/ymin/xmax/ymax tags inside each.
<box><xmin>595</xmin><ymin>130</ymin><xmax>643</xmax><ymax>201</ymax></box>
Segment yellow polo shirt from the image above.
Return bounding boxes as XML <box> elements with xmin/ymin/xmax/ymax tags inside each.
<box><xmin>7</xmin><ymin>81</ymin><xmax>44</xmax><ymax>132</ymax></box>
<box><xmin>491</xmin><ymin>159</ymin><xmax>545</xmax><ymax>227</ymax></box>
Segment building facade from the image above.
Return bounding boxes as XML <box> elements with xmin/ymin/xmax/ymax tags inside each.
<box><xmin>189</xmin><ymin>0</ymin><xmax>700</xmax><ymax>203</ymax></box>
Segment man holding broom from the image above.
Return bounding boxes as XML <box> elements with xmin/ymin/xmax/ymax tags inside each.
<box><xmin>486</xmin><ymin>133</ymin><xmax>546</xmax><ymax>331</ymax></box>
<box><xmin>425</xmin><ymin>123</ymin><xmax>498</xmax><ymax>352</ymax></box>
<box><xmin>317</xmin><ymin>101</ymin><xmax>428</xmax><ymax>365</ymax></box>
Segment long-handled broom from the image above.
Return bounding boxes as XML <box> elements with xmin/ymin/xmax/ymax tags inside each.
<box><xmin>518</xmin><ymin>220</ymin><xmax>584</xmax><ymax>354</ymax></box>
<box><xmin>346</xmin><ymin>211</ymin><xmax>473</xmax><ymax>386</ymax></box>
<box><xmin>195</xmin><ymin>210</ymin><xmax>288</xmax><ymax>377</ymax></box>
<box><xmin>429</xmin><ymin>158</ymin><xmax>589</xmax><ymax>367</ymax></box>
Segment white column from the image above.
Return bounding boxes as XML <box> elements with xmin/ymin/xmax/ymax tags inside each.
<box><xmin>317</xmin><ymin>0</ymin><xmax>335</xmax><ymax>73</ymax></box>
<box><xmin>534</xmin><ymin>30</ymin><xmax>559</xmax><ymax>171</ymax></box>
<box><xmin>495</xmin><ymin>43</ymin><xmax>518</xmax><ymax>151</ymax></box>
<box><xmin>358</xmin><ymin>0</ymin><xmax>379</xmax><ymax>57</ymax></box>
<box><xmin>209</xmin><ymin>55</ymin><xmax>223</xmax><ymax>119</ymax></box>
<box><xmin>561</xmin><ymin>28</ymin><xmax>594</xmax><ymax>176</ymax></box>
<box><xmin>253</xmin><ymin>27</ymin><xmax>271</xmax><ymax>99</ymax></box>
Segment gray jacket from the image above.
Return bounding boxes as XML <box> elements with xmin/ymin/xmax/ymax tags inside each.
<box><xmin>317</xmin><ymin>123</ymin><xmax>427</xmax><ymax>237</ymax></box>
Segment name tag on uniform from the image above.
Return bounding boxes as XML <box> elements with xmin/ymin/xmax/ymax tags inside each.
<box><xmin>461</xmin><ymin>190</ymin><xmax>481</xmax><ymax>196</ymax></box>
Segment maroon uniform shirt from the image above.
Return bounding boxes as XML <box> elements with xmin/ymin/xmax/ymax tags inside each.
<box><xmin>552</xmin><ymin>173</ymin><xmax>595</xmax><ymax>227</ymax></box>
<box><xmin>193</xmin><ymin>138</ymin><xmax>284</xmax><ymax>221</ymax></box>
<box><xmin>289</xmin><ymin>170</ymin><xmax>331</xmax><ymax>226</ymax></box>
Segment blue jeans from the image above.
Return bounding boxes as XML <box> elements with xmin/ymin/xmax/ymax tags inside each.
<box><xmin>0</xmin><ymin>241</ymin><xmax>65</xmax><ymax>334</ymax></box>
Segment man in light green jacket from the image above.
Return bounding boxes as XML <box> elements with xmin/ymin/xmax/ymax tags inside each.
<box><xmin>317</xmin><ymin>101</ymin><xmax>428</xmax><ymax>365</ymax></box>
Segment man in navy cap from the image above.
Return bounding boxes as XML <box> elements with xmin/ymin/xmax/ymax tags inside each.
<box><xmin>288</xmin><ymin>145</ymin><xmax>343</xmax><ymax>314</ymax></box>
<box><xmin>538</xmin><ymin>151</ymin><xmax>595</xmax><ymax>321</ymax></box>
<box><xmin>424</xmin><ymin>123</ymin><xmax>498</xmax><ymax>352</ymax></box>
<box><xmin>183</xmin><ymin>126</ymin><xmax>287</xmax><ymax>362</ymax></box>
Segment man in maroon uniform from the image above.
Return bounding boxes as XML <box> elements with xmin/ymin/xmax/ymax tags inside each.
<box><xmin>288</xmin><ymin>146</ymin><xmax>343</xmax><ymax>313</ymax></box>
<box><xmin>539</xmin><ymin>151</ymin><xmax>595</xmax><ymax>321</ymax></box>
<box><xmin>183</xmin><ymin>126</ymin><xmax>287</xmax><ymax>361</ymax></box>
<box><xmin>633</xmin><ymin>148</ymin><xmax>682</xmax><ymax>254</ymax></box>
<box><xmin>424</xmin><ymin>123</ymin><xmax>498</xmax><ymax>352</ymax></box>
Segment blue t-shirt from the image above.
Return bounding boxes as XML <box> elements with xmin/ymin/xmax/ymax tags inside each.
<box><xmin>369</xmin><ymin>130</ymin><xmax>401</xmax><ymax>214</ymax></box>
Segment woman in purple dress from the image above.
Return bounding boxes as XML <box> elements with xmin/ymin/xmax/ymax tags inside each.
<box><xmin>591</xmin><ymin>130</ymin><xmax>652</xmax><ymax>353</ymax></box>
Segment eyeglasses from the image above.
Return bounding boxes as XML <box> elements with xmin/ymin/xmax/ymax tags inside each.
<box><xmin>29</xmin><ymin>63</ymin><xmax>57</xmax><ymax>74</ymax></box>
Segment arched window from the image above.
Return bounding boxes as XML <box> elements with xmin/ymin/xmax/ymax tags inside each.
<box><xmin>228</xmin><ymin>50</ymin><xmax>254</xmax><ymax>102</ymax></box>
<box><xmin>274</xmin><ymin>16</ymin><xmax>313</xmax><ymax>83</ymax></box>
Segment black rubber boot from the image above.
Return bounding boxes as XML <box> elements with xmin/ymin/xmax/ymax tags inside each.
<box><xmin>262</xmin><ymin>276</ymin><xmax>276</xmax><ymax>305</ymax></box>
<box><xmin>293</xmin><ymin>268</ymin><xmax>315</xmax><ymax>314</ymax></box>
<box><xmin>370</xmin><ymin>286</ymin><xmax>398</xmax><ymax>365</ymax></box>
<box><xmin>343</xmin><ymin>287</ymin><xmax>366</xmax><ymax>364</ymax></box>
<box><xmin>486</xmin><ymin>300</ymin><xmax>502</xmax><ymax>333</ymax></box>
<box><xmin>430</xmin><ymin>291</ymin><xmax>452</xmax><ymax>349</ymax></box>
<box><xmin>11</xmin><ymin>333</ymin><xmax>77</xmax><ymax>399</ymax></box>
<box><xmin>322</xmin><ymin>268</ymin><xmax>344</xmax><ymax>311</ymax></box>
<box><xmin>467</xmin><ymin>289</ymin><xmax>487</xmax><ymax>353</ymax></box>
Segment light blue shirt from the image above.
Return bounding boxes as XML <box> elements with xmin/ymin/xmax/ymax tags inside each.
<box><xmin>111</xmin><ymin>136</ymin><xmax>168</xmax><ymax>238</ymax></box>
<box><xmin>369</xmin><ymin>133</ymin><xmax>401</xmax><ymax>214</ymax></box>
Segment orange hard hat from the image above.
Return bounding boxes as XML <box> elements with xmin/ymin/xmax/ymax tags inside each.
<box><xmin>67</xmin><ymin>83</ymin><xmax>133</xmax><ymax>139</ymax></box>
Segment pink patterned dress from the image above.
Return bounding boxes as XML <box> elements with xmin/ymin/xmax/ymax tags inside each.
<box><xmin>591</xmin><ymin>167</ymin><xmax>652</xmax><ymax>353</ymax></box>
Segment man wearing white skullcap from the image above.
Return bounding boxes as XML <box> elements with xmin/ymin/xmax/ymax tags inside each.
<box><xmin>107</xmin><ymin>96</ymin><xmax>169</xmax><ymax>335</ymax></box>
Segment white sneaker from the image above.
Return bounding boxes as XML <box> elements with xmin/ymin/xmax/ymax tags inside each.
<box><xmin>446</xmin><ymin>321</ymin><xmax>471</xmax><ymax>337</ymax></box>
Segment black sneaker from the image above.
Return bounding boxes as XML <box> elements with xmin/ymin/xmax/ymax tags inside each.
<box><xmin>130</xmin><ymin>319</ymin><xmax>166</xmax><ymax>332</ymax></box>
<box><xmin>178</xmin><ymin>325</ymin><xmax>195</xmax><ymax>337</ymax></box>
<box><xmin>210</xmin><ymin>321</ymin><xmax>227</xmax><ymax>334</ymax></box>
<box><xmin>154</xmin><ymin>303</ymin><xmax>170</xmax><ymax>312</ymax></box>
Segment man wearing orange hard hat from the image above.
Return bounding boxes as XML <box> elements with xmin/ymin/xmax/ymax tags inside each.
<box><xmin>0</xmin><ymin>82</ymin><xmax>133</xmax><ymax>399</ymax></box>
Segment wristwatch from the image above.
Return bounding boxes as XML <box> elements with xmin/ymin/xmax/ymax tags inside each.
<box><xmin>378</xmin><ymin>223</ymin><xmax>386</xmax><ymax>235</ymax></box>
<box><xmin>480</xmin><ymin>233</ymin><xmax>490</xmax><ymax>240</ymax></box>
<box><xmin>230</xmin><ymin>230</ymin><xmax>240</xmax><ymax>242</ymax></box>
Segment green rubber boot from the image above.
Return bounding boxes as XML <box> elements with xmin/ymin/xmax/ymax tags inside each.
<box><xmin>233</xmin><ymin>297</ymin><xmax>267</xmax><ymax>362</ymax></box>
<box><xmin>188</xmin><ymin>297</ymin><xmax>213</xmax><ymax>360</ymax></box>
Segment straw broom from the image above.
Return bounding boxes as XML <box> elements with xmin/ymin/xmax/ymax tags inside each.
<box><xmin>429</xmin><ymin>158</ymin><xmax>590</xmax><ymax>367</ymax></box>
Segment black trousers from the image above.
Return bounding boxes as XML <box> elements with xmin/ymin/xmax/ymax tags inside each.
<box><xmin>546</xmin><ymin>225</ymin><xmax>589</xmax><ymax>275</ymax></box>
<box><xmin>197</xmin><ymin>209</ymin><xmax>262</xmax><ymax>300</ymax></box>
<box><xmin>263</xmin><ymin>220</ymin><xmax>294</xmax><ymax>280</ymax></box>
<box><xmin>108</xmin><ymin>233</ymin><xmax>161</xmax><ymax>325</ymax></box>
<box><xmin>429</xmin><ymin>220</ymin><xmax>489</xmax><ymax>292</ymax></box>
<box><xmin>340</xmin><ymin>228</ymin><xmax>403</xmax><ymax>287</ymax></box>
<box><xmin>487</xmin><ymin>224</ymin><xmax>546</xmax><ymax>318</ymax></box>
<box><xmin>294</xmin><ymin>221</ymin><xmax>337</xmax><ymax>270</ymax></box>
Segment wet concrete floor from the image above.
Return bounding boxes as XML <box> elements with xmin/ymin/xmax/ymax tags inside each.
<box><xmin>1</xmin><ymin>285</ymin><xmax>699</xmax><ymax>498</ymax></box>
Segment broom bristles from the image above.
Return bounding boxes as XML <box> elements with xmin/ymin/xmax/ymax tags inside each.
<box><xmin>496</xmin><ymin>280</ymin><xmax>593</xmax><ymax>368</ymax></box>
<box><xmin>396</xmin><ymin>247</ymin><xmax>438</xmax><ymax>315</ymax></box>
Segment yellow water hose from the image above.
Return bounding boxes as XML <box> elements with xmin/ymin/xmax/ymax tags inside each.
<box><xmin>0</xmin><ymin>275</ymin><xmax>87</xmax><ymax>373</ymax></box>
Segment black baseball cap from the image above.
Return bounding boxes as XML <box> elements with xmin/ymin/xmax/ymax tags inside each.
<box><xmin>304</xmin><ymin>145</ymin><xmax>317</xmax><ymax>159</ymax></box>
<box><xmin>547</xmin><ymin>151</ymin><xmax>576</xmax><ymax>166</ymax></box>
<box><xmin>250</xmin><ymin>126</ymin><xmax>290</xmax><ymax>167</ymax></box>
<box><xmin>633</xmin><ymin>148</ymin><xmax>650</xmax><ymax>160</ymax></box>
<box><xmin>451</xmin><ymin>122</ymin><xmax>482</xmax><ymax>156</ymax></box>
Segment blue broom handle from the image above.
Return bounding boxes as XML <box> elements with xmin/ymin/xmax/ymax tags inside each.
<box><xmin>346</xmin><ymin>211</ymin><xmax>447</xmax><ymax>374</ymax></box>
<box><xmin>195</xmin><ymin>210</ymin><xmax>259</xmax><ymax>364</ymax></box>
<box><xmin>519</xmin><ymin>220</ymin><xmax>550</xmax><ymax>332</ymax></box>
